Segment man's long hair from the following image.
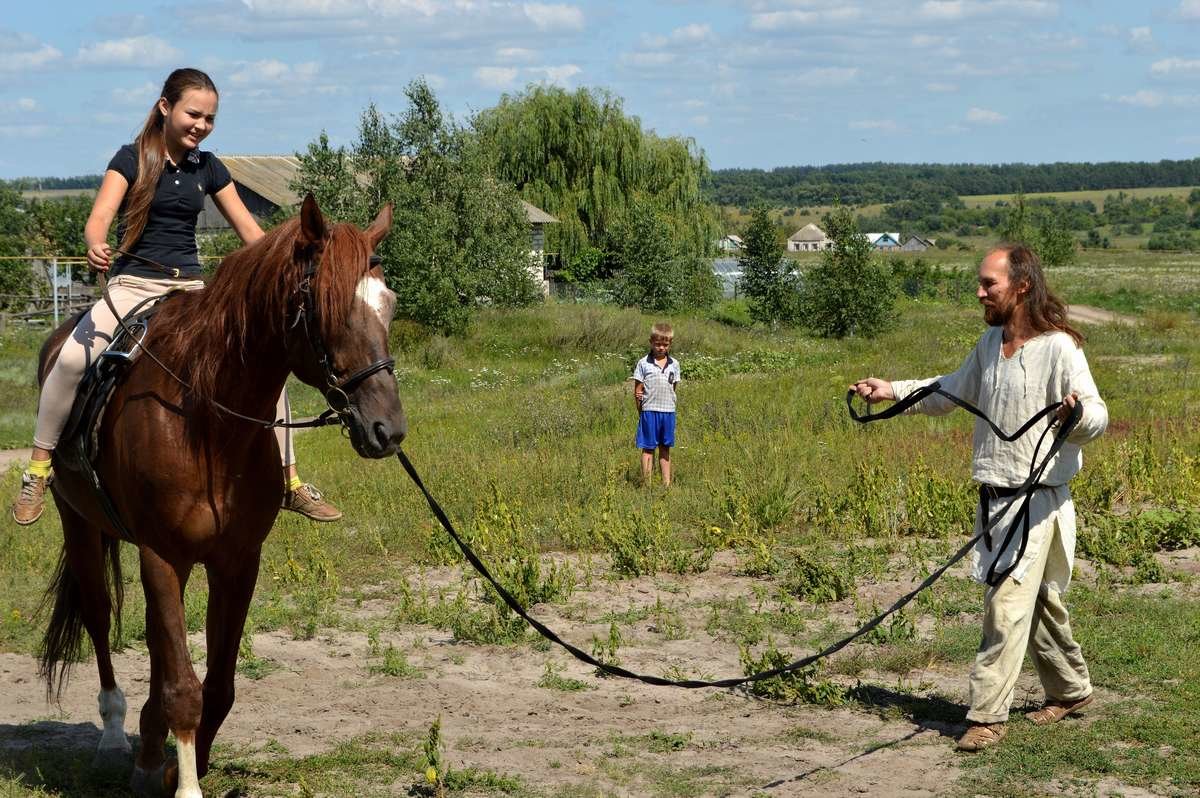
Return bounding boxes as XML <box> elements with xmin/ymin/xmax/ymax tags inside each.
<box><xmin>995</xmin><ymin>244</ymin><xmax>1084</xmax><ymax>347</ymax></box>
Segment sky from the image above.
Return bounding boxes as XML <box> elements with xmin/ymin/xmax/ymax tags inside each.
<box><xmin>3</xmin><ymin>0</ymin><xmax>1200</xmax><ymax>178</ymax></box>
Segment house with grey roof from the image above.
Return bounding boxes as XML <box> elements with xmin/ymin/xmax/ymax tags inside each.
<box><xmin>900</xmin><ymin>235</ymin><xmax>936</xmax><ymax>252</ymax></box>
<box><xmin>787</xmin><ymin>223</ymin><xmax>831</xmax><ymax>251</ymax></box>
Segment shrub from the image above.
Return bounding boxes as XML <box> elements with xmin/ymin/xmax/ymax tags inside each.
<box><xmin>797</xmin><ymin>206</ymin><xmax>896</xmax><ymax>338</ymax></box>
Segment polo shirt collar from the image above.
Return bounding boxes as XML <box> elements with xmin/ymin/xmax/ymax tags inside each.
<box><xmin>645</xmin><ymin>353</ymin><xmax>674</xmax><ymax>369</ymax></box>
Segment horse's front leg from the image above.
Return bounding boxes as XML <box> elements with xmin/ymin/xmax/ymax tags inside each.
<box><xmin>196</xmin><ymin>549</ymin><xmax>262</xmax><ymax>778</ymax></box>
<box><xmin>131</xmin><ymin>547</ymin><xmax>203</xmax><ymax>798</ymax></box>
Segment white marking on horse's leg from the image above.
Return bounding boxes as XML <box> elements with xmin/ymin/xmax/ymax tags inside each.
<box><xmin>174</xmin><ymin>734</ymin><xmax>203</xmax><ymax>798</ymax></box>
<box><xmin>97</xmin><ymin>686</ymin><xmax>132</xmax><ymax>753</ymax></box>
<box><xmin>355</xmin><ymin>275</ymin><xmax>394</xmax><ymax>326</ymax></box>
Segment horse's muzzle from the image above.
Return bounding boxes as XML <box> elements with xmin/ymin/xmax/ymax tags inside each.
<box><xmin>346</xmin><ymin>406</ymin><xmax>406</xmax><ymax>459</ymax></box>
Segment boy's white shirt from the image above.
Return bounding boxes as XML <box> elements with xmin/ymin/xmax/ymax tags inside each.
<box><xmin>633</xmin><ymin>355</ymin><xmax>681</xmax><ymax>413</ymax></box>
<box><xmin>890</xmin><ymin>326</ymin><xmax>1108</xmax><ymax>590</ymax></box>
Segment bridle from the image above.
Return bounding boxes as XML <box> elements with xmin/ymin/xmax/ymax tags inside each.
<box><xmin>101</xmin><ymin>246</ymin><xmax>394</xmax><ymax>431</ymax></box>
<box><xmin>292</xmin><ymin>252</ymin><xmax>395</xmax><ymax>428</ymax></box>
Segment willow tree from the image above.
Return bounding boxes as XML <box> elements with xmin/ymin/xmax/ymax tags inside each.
<box><xmin>472</xmin><ymin>85</ymin><xmax>719</xmax><ymax>270</ymax></box>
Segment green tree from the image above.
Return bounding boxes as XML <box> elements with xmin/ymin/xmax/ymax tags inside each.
<box><xmin>293</xmin><ymin>80</ymin><xmax>536</xmax><ymax>334</ymax></box>
<box><xmin>737</xmin><ymin>206</ymin><xmax>794</xmax><ymax>324</ymax></box>
<box><xmin>473</xmin><ymin>85</ymin><xmax>718</xmax><ymax>267</ymax></box>
<box><xmin>998</xmin><ymin>192</ymin><xmax>1077</xmax><ymax>266</ymax></box>
<box><xmin>0</xmin><ymin>184</ymin><xmax>33</xmax><ymax>307</ymax></box>
<box><xmin>610</xmin><ymin>199</ymin><xmax>678</xmax><ymax>311</ymax></box>
<box><xmin>798</xmin><ymin>206</ymin><xmax>896</xmax><ymax>338</ymax></box>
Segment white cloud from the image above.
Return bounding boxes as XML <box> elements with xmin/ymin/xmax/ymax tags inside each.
<box><xmin>919</xmin><ymin>0</ymin><xmax>1057</xmax><ymax>21</ymax></box>
<box><xmin>850</xmin><ymin>119</ymin><xmax>899</xmax><ymax>133</ymax></box>
<box><xmin>690</xmin><ymin>114</ymin><xmax>710</xmax><ymax>127</ymax></box>
<box><xmin>0</xmin><ymin>40</ymin><xmax>62</xmax><ymax>72</ymax></box>
<box><xmin>497</xmin><ymin>47</ymin><xmax>537</xmax><ymax>62</ymax></box>
<box><xmin>112</xmin><ymin>81</ymin><xmax>159</xmax><ymax>106</ymax></box>
<box><xmin>749</xmin><ymin>6</ymin><xmax>863</xmax><ymax>29</ymax></box>
<box><xmin>911</xmin><ymin>34</ymin><xmax>945</xmax><ymax>47</ymax></box>
<box><xmin>523</xmin><ymin>3</ymin><xmax>584</xmax><ymax>32</ymax></box>
<box><xmin>76</xmin><ymin>36</ymin><xmax>182</xmax><ymax>67</ymax></box>
<box><xmin>1115</xmin><ymin>89</ymin><xmax>1163</xmax><ymax>108</ymax></box>
<box><xmin>1177</xmin><ymin>0</ymin><xmax>1200</xmax><ymax>20</ymax></box>
<box><xmin>0</xmin><ymin>124</ymin><xmax>52</xmax><ymax>138</ymax></box>
<box><xmin>926</xmin><ymin>81</ymin><xmax>958</xmax><ymax>92</ymax></box>
<box><xmin>530</xmin><ymin>63</ymin><xmax>580</xmax><ymax>84</ymax></box>
<box><xmin>228</xmin><ymin>59</ymin><xmax>321</xmax><ymax>86</ymax></box>
<box><xmin>16</xmin><ymin>98</ymin><xmax>37</xmax><ymax>111</ymax></box>
<box><xmin>1111</xmin><ymin>89</ymin><xmax>1200</xmax><ymax>108</ymax></box>
<box><xmin>1151</xmin><ymin>57</ymin><xmax>1200</xmax><ymax>76</ymax></box>
<box><xmin>475</xmin><ymin>65</ymin><xmax>519</xmax><ymax>88</ymax></box>
<box><xmin>798</xmin><ymin>66</ymin><xmax>859</xmax><ymax>85</ymax></box>
<box><xmin>622</xmin><ymin>52</ymin><xmax>677</xmax><ymax>68</ymax></box>
<box><xmin>966</xmin><ymin>106</ymin><xmax>1006</xmax><ymax>124</ymax></box>
<box><xmin>1128</xmin><ymin>26</ymin><xmax>1153</xmax><ymax>51</ymax></box>
<box><xmin>642</xmin><ymin>22</ymin><xmax>714</xmax><ymax>48</ymax></box>
<box><xmin>239</xmin><ymin>0</ymin><xmax>361</xmax><ymax>16</ymax></box>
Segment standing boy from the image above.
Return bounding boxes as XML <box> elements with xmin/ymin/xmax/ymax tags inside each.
<box><xmin>851</xmin><ymin>245</ymin><xmax>1107</xmax><ymax>752</ymax></box>
<box><xmin>632</xmin><ymin>322</ymin><xmax>680</xmax><ymax>486</ymax></box>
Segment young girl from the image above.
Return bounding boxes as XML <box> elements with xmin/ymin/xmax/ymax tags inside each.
<box><xmin>11</xmin><ymin>68</ymin><xmax>341</xmax><ymax>525</ymax></box>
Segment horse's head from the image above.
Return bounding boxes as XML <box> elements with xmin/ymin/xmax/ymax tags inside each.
<box><xmin>288</xmin><ymin>195</ymin><xmax>406</xmax><ymax>458</ymax></box>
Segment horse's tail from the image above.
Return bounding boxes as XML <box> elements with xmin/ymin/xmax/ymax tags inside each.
<box><xmin>37</xmin><ymin>535</ymin><xmax>124</xmax><ymax>700</ymax></box>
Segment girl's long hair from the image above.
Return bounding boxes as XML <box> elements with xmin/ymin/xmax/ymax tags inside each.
<box><xmin>995</xmin><ymin>244</ymin><xmax>1085</xmax><ymax>347</ymax></box>
<box><xmin>120</xmin><ymin>68</ymin><xmax>218</xmax><ymax>252</ymax></box>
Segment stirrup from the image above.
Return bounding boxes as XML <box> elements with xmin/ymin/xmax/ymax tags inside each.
<box><xmin>99</xmin><ymin>321</ymin><xmax>148</xmax><ymax>363</ymax></box>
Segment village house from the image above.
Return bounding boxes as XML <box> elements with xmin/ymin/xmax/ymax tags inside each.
<box><xmin>866</xmin><ymin>232</ymin><xmax>901</xmax><ymax>250</ymax></box>
<box><xmin>716</xmin><ymin>234</ymin><xmax>744</xmax><ymax>252</ymax></box>
<box><xmin>900</xmin><ymin>235</ymin><xmax>936</xmax><ymax>252</ymax></box>
<box><xmin>787</xmin><ymin>222</ymin><xmax>832</xmax><ymax>251</ymax></box>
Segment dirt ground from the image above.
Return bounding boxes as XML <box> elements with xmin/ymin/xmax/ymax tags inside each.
<box><xmin>0</xmin><ymin>302</ymin><xmax>1168</xmax><ymax>796</ymax></box>
<box><xmin>3</xmin><ymin>544</ymin><xmax>1183</xmax><ymax>798</ymax></box>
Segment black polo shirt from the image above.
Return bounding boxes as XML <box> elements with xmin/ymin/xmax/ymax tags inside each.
<box><xmin>107</xmin><ymin>144</ymin><xmax>232</xmax><ymax>278</ymax></box>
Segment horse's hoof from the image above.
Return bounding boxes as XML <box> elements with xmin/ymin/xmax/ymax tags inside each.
<box><xmin>130</xmin><ymin>762</ymin><xmax>174</xmax><ymax>798</ymax></box>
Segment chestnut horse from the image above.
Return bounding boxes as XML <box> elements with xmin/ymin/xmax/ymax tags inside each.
<box><xmin>37</xmin><ymin>196</ymin><xmax>404</xmax><ymax>798</ymax></box>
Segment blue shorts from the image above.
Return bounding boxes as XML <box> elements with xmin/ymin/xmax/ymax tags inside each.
<box><xmin>636</xmin><ymin>410</ymin><xmax>675</xmax><ymax>449</ymax></box>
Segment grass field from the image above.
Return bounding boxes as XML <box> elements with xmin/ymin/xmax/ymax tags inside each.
<box><xmin>0</xmin><ymin>252</ymin><xmax>1198</xmax><ymax>796</ymax></box>
<box><xmin>958</xmin><ymin>186</ymin><xmax>1199</xmax><ymax>210</ymax></box>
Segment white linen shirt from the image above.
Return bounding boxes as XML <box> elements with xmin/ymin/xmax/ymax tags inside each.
<box><xmin>890</xmin><ymin>326</ymin><xmax>1108</xmax><ymax>591</ymax></box>
<box><xmin>633</xmin><ymin>355</ymin><xmax>681</xmax><ymax>412</ymax></box>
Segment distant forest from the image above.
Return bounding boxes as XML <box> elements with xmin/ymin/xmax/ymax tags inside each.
<box><xmin>5</xmin><ymin>175</ymin><xmax>103</xmax><ymax>190</ymax></box>
<box><xmin>707</xmin><ymin>159</ymin><xmax>1200</xmax><ymax>206</ymax></box>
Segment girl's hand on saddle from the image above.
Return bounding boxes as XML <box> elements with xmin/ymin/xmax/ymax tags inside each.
<box><xmin>850</xmin><ymin>378</ymin><xmax>894</xmax><ymax>404</ymax></box>
<box><xmin>86</xmin><ymin>243</ymin><xmax>112</xmax><ymax>272</ymax></box>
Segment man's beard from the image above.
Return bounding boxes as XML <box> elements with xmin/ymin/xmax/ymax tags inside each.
<box><xmin>983</xmin><ymin>299</ymin><xmax>1014</xmax><ymax>326</ymax></box>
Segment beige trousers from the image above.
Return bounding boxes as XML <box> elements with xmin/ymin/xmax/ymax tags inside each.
<box><xmin>34</xmin><ymin>274</ymin><xmax>296</xmax><ymax>467</ymax></box>
<box><xmin>966</xmin><ymin>508</ymin><xmax>1092</xmax><ymax>723</ymax></box>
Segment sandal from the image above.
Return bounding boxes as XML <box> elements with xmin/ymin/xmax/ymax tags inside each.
<box><xmin>1027</xmin><ymin>693</ymin><xmax>1094</xmax><ymax>726</ymax></box>
<box><xmin>956</xmin><ymin>722</ymin><xmax>1007</xmax><ymax>752</ymax></box>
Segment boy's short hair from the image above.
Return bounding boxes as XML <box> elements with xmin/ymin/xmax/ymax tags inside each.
<box><xmin>650</xmin><ymin>322</ymin><xmax>674</xmax><ymax>341</ymax></box>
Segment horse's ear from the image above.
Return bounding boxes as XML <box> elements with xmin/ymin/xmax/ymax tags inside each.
<box><xmin>365</xmin><ymin>203</ymin><xmax>393</xmax><ymax>250</ymax></box>
<box><xmin>299</xmin><ymin>193</ymin><xmax>327</xmax><ymax>247</ymax></box>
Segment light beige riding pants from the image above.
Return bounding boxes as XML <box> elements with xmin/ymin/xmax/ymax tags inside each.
<box><xmin>966</xmin><ymin>509</ymin><xmax>1092</xmax><ymax>723</ymax></box>
<box><xmin>33</xmin><ymin>274</ymin><xmax>296</xmax><ymax>467</ymax></box>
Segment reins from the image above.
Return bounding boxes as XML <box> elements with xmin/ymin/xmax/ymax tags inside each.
<box><xmin>96</xmin><ymin>247</ymin><xmax>392</xmax><ymax>431</ymax></box>
<box><xmin>395</xmin><ymin>389</ymin><xmax>1083</xmax><ymax>689</ymax></box>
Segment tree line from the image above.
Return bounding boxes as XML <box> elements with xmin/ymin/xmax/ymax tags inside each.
<box><xmin>709</xmin><ymin>160</ymin><xmax>1200</xmax><ymax>207</ymax></box>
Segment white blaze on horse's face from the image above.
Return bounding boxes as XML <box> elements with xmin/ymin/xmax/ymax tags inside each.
<box><xmin>355</xmin><ymin>274</ymin><xmax>395</xmax><ymax>329</ymax></box>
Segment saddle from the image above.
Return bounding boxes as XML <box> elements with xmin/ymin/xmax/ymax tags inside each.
<box><xmin>56</xmin><ymin>293</ymin><xmax>177</xmax><ymax>540</ymax></box>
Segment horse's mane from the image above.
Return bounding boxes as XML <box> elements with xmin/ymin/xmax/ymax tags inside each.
<box><xmin>149</xmin><ymin>218</ymin><xmax>371</xmax><ymax>408</ymax></box>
